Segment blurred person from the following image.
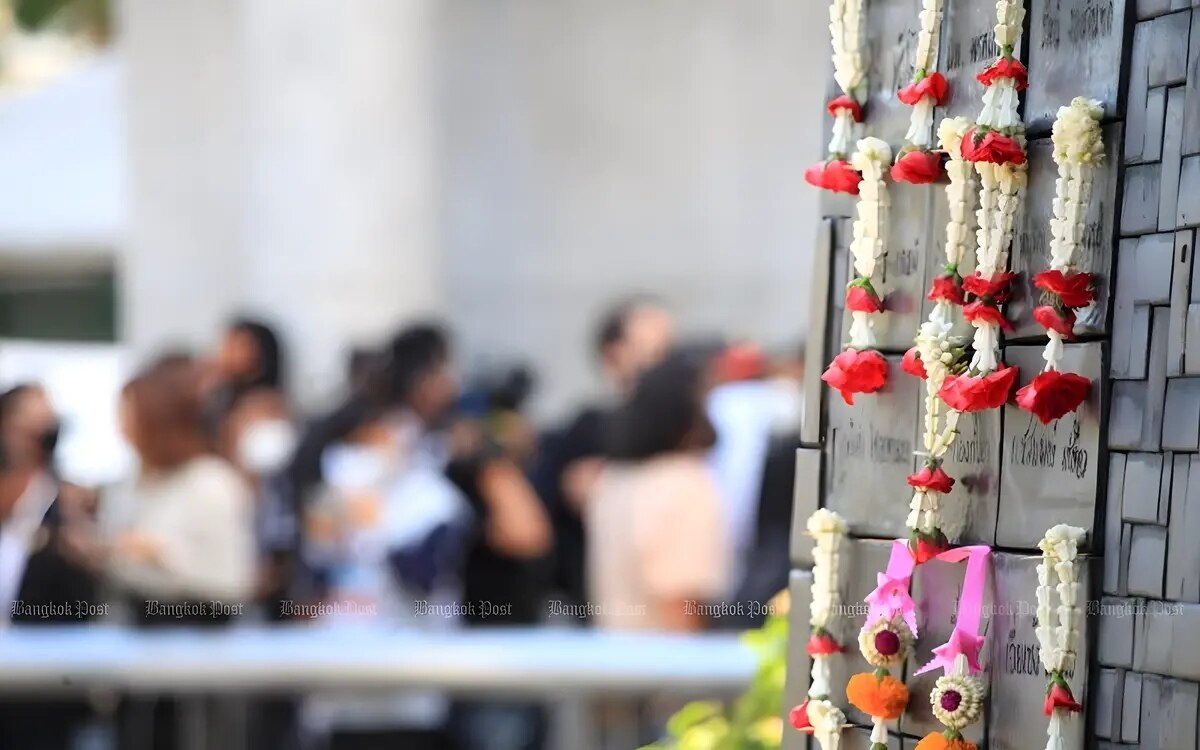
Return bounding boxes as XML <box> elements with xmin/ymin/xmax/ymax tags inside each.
<box><xmin>304</xmin><ymin>324</ymin><xmax>471</xmax><ymax>750</ymax></box>
<box><xmin>205</xmin><ymin>317</ymin><xmax>286</xmax><ymax>426</ymax></box>
<box><xmin>104</xmin><ymin>357</ymin><xmax>256</xmax><ymax>750</ymax></box>
<box><xmin>534</xmin><ymin>297</ymin><xmax>674</xmax><ymax>616</ymax></box>
<box><xmin>445</xmin><ymin>364</ymin><xmax>553</xmax><ymax>750</ymax></box>
<box><xmin>587</xmin><ymin>352</ymin><xmax>728</xmax><ymax>632</ymax></box>
<box><xmin>0</xmin><ymin>385</ymin><xmax>102</xmax><ymax>750</ymax></box>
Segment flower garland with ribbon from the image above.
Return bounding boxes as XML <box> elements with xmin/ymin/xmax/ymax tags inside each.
<box><xmin>806</xmin><ymin>0</ymin><xmax>868</xmax><ymax>194</ymax></box>
<box><xmin>1016</xmin><ymin>98</ymin><xmax>1104</xmax><ymax>424</ymax></box>
<box><xmin>848</xmin><ymin>541</ymin><xmax>915</xmax><ymax>750</ymax></box>
<box><xmin>941</xmin><ymin>0</ymin><xmax>1028</xmax><ymax>413</ymax></box>
<box><xmin>1035</xmin><ymin>524</ymin><xmax>1086</xmax><ymax>750</ymax></box>
<box><xmin>822</xmin><ymin>137</ymin><xmax>893</xmax><ymax>405</ymax></box>
<box><xmin>912</xmin><ymin>545</ymin><xmax>991</xmax><ymax>750</ymax></box>
<box><xmin>891</xmin><ymin>0</ymin><xmax>949</xmax><ymax>184</ymax></box>
<box><xmin>901</xmin><ymin>117</ymin><xmax>978</xmax><ymax>556</ymax></box>
<box><xmin>789</xmin><ymin>509</ymin><xmax>850</xmax><ymax>748</ymax></box>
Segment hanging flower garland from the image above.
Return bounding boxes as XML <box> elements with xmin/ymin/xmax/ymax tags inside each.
<box><xmin>892</xmin><ymin>0</ymin><xmax>950</xmax><ymax>184</ymax></box>
<box><xmin>1035</xmin><ymin>524</ymin><xmax>1086</xmax><ymax>750</ymax></box>
<box><xmin>789</xmin><ymin>509</ymin><xmax>849</xmax><ymax>748</ymax></box>
<box><xmin>822</xmin><ymin>137</ymin><xmax>893</xmax><ymax>405</ymax></box>
<box><xmin>901</xmin><ymin>117</ymin><xmax>977</xmax><ymax>555</ymax></box>
<box><xmin>941</xmin><ymin>0</ymin><xmax>1028</xmax><ymax>413</ymax></box>
<box><xmin>849</xmin><ymin>541</ymin><xmax>915</xmax><ymax>750</ymax></box>
<box><xmin>806</xmin><ymin>0</ymin><xmax>868</xmax><ymax>194</ymax></box>
<box><xmin>1016</xmin><ymin>98</ymin><xmax>1103</xmax><ymax>424</ymax></box>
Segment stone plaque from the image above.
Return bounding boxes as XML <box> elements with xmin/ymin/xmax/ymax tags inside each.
<box><xmin>782</xmin><ymin>569</ymin><xmax>815</xmax><ymax>750</ymax></box>
<box><xmin>899</xmin><ymin>553</ymin><xmax>996</xmax><ymax>742</ymax></box>
<box><xmin>1025</xmin><ymin>0</ymin><xmax>1125</xmax><ymax>131</ymax></box>
<box><xmin>996</xmin><ymin>342</ymin><xmax>1104</xmax><ymax>549</ymax></box>
<box><xmin>941</xmin><ymin>409</ymin><xmax>1002</xmax><ymax>547</ymax></box>
<box><xmin>830</xmin><ymin>538</ymin><xmax>907</xmax><ymax>729</ymax></box>
<box><xmin>825</xmin><ymin>356</ymin><xmax>921</xmax><ymax>538</ymax></box>
<box><xmin>1008</xmin><ymin>125</ymin><xmax>1122</xmax><ymax>340</ymax></box>
<box><xmin>988</xmin><ymin>552</ymin><xmax>1091</xmax><ymax>750</ymax></box>
<box><xmin>863</xmin><ymin>0</ymin><xmax>925</xmax><ymax>146</ymax></box>
<box><xmin>936</xmin><ymin>0</ymin><xmax>1015</xmax><ymax>121</ymax></box>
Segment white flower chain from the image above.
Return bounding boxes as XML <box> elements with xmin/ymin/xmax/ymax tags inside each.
<box><xmin>1042</xmin><ymin>98</ymin><xmax>1104</xmax><ymax>371</ymax></box>
<box><xmin>903</xmin><ymin>0</ymin><xmax>945</xmax><ymax>149</ymax></box>
<box><xmin>969</xmin><ymin>158</ymin><xmax>1026</xmax><ymax>374</ymax></box>
<box><xmin>847</xmin><ymin>137</ymin><xmax>892</xmax><ymax>349</ymax></box>
<box><xmin>806</xmin><ymin>509</ymin><xmax>848</xmax><ymax>750</ymax></box>
<box><xmin>1036</xmin><ymin>524</ymin><xmax>1086</xmax><ymax>750</ymax></box>
<box><xmin>994</xmin><ymin>0</ymin><xmax>1027</xmax><ymax>48</ymax></box>
<box><xmin>829</xmin><ymin>0</ymin><xmax>866</xmax><ymax>96</ymax></box>
<box><xmin>939</xmin><ymin>118</ymin><xmax>976</xmax><ymax>272</ymax></box>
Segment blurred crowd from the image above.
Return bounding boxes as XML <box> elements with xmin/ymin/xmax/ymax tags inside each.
<box><xmin>0</xmin><ymin>297</ymin><xmax>806</xmax><ymax>750</ymax></box>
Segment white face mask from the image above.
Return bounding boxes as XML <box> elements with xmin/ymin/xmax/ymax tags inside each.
<box><xmin>237</xmin><ymin>419</ymin><xmax>297</xmax><ymax>475</ymax></box>
<box><xmin>321</xmin><ymin>444</ymin><xmax>392</xmax><ymax>490</ymax></box>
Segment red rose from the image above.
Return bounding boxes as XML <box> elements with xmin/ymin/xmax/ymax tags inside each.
<box><xmin>1033</xmin><ymin>305</ymin><xmax>1076</xmax><ymax>337</ymax></box>
<box><xmin>1043</xmin><ymin>683</ymin><xmax>1083</xmax><ymax>717</ymax></box>
<box><xmin>1016</xmin><ymin>370</ymin><xmax>1091</xmax><ymax>424</ymax></box>
<box><xmin>961</xmin><ymin>129</ymin><xmax>1027</xmax><ymax>165</ymax></box>
<box><xmin>927</xmin><ymin>273</ymin><xmax>965</xmax><ymax>305</ymax></box>
<box><xmin>977</xmin><ymin>57</ymin><xmax>1029</xmax><ymax>91</ymax></box>
<box><xmin>821</xmin><ymin>349</ymin><xmax>889</xmax><ymax>405</ymax></box>
<box><xmin>1034</xmin><ymin>270</ymin><xmax>1095</xmax><ymax>309</ymax></box>
<box><xmin>962</xmin><ymin>271</ymin><xmax>1016</xmax><ymax>302</ymax></box>
<box><xmin>826</xmin><ymin>94</ymin><xmax>863</xmax><ymax>122</ymax></box>
<box><xmin>897</xmin><ymin>71</ymin><xmax>949</xmax><ymax>106</ymax></box>
<box><xmin>806</xmin><ymin>632</ymin><xmax>843</xmax><ymax>656</ymax></box>
<box><xmin>907</xmin><ymin>465</ymin><xmax>954</xmax><ymax>494</ymax></box>
<box><xmin>789</xmin><ymin>701</ymin><xmax>814</xmax><ymax>733</ymax></box>
<box><xmin>890</xmin><ymin>149</ymin><xmax>943</xmax><ymax>184</ymax></box>
<box><xmin>963</xmin><ymin>300</ymin><xmax>1013</xmax><ymax>331</ymax></box>
<box><xmin>846</xmin><ymin>283</ymin><xmax>884</xmax><ymax>313</ymax></box>
<box><xmin>938</xmin><ymin>366</ymin><xmax>1019</xmax><ymax>412</ymax></box>
<box><xmin>912</xmin><ymin>534</ymin><xmax>951</xmax><ymax>565</ymax></box>
<box><xmin>901</xmin><ymin>347</ymin><xmax>927</xmax><ymax>379</ymax></box>
<box><xmin>804</xmin><ymin>159</ymin><xmax>861</xmax><ymax>195</ymax></box>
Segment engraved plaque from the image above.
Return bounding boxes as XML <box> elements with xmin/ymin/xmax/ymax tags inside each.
<box><xmin>899</xmin><ymin>554</ymin><xmax>996</xmax><ymax>742</ymax></box>
<box><xmin>1025</xmin><ymin>0</ymin><xmax>1125</xmax><ymax>131</ymax></box>
<box><xmin>825</xmin><ymin>356</ymin><xmax>921</xmax><ymax>538</ymax></box>
<box><xmin>936</xmin><ymin>0</ymin><xmax>1016</xmax><ymax>121</ymax></box>
<box><xmin>988</xmin><ymin>552</ymin><xmax>1091</xmax><ymax>750</ymax></box>
<box><xmin>941</xmin><ymin>409</ymin><xmax>1002</xmax><ymax>547</ymax></box>
<box><xmin>863</xmin><ymin>0</ymin><xmax>925</xmax><ymax>146</ymax></box>
<box><xmin>831</xmin><ymin>538</ymin><xmax>906</xmax><ymax>729</ymax></box>
<box><xmin>996</xmin><ymin>342</ymin><xmax>1103</xmax><ymax>548</ymax></box>
<box><xmin>1008</xmin><ymin>126</ymin><xmax>1122</xmax><ymax>340</ymax></box>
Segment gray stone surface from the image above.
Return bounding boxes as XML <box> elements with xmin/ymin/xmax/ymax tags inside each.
<box><xmin>1140</xmin><ymin>674</ymin><xmax>1163</xmax><ymax>748</ymax></box>
<box><xmin>1127</xmin><ymin>86</ymin><xmax>1167</xmax><ymax>165</ymax></box>
<box><xmin>1109</xmin><ymin>308</ymin><xmax>1170</xmax><ymax>451</ymax></box>
<box><xmin>1026</xmin><ymin>0</ymin><xmax>1126</xmax><ymax>129</ymax></box>
<box><xmin>997</xmin><ymin>342</ymin><xmax>1104</xmax><ymax>548</ymax></box>
<box><xmin>1160</xmin><ymin>451</ymin><xmax>1174</xmax><ymax>524</ymax></box>
<box><xmin>781</xmin><ymin>569</ymin><xmax>814</xmax><ymax>750</ymax></box>
<box><xmin>1186</xmin><ymin>302</ymin><xmax>1200</xmax><ymax>373</ymax></box>
<box><xmin>1112</xmin><ymin>301</ymin><xmax>1153</xmax><ymax>380</ymax></box>
<box><xmin>1148</xmin><ymin>12</ymin><xmax>1193</xmax><ymax>86</ymax></box>
<box><xmin>1134</xmin><ymin>601</ymin><xmax>1200</xmax><ymax>678</ymax></box>
<box><xmin>1183</xmin><ymin>9</ymin><xmax>1200</xmax><ymax>155</ymax></box>
<box><xmin>1125</xmin><ymin>20</ymin><xmax>1152</xmax><ymax>161</ymax></box>
<box><xmin>1161</xmin><ymin>87</ymin><xmax>1187</xmax><ymax>230</ymax></box>
<box><xmin>1112</xmin><ymin>234</ymin><xmax>1173</xmax><ymax>379</ymax></box>
<box><xmin>802</xmin><ymin>219</ymin><xmax>837</xmax><ymax>447</ymax></box>
<box><xmin>1123</xmin><ymin>670</ymin><xmax>1143</xmax><ymax>743</ymax></box>
<box><xmin>1162</xmin><ymin>378</ymin><xmax>1200</xmax><ymax>449</ymax></box>
<box><xmin>1098</xmin><ymin>597</ymin><xmax>1137</xmax><ymax>668</ymax></box>
<box><xmin>935</xmin><ymin>0</ymin><xmax>1010</xmax><ymax>121</ymax></box>
<box><xmin>825</xmin><ymin>357</ymin><xmax>920</xmax><ymax>538</ymax></box>
<box><xmin>1095</xmin><ymin>668</ymin><xmax>1123</xmax><ymax>740</ymax></box>
<box><xmin>840</xmin><ymin>728</ymin><xmax>902</xmax><ymax>750</ymax></box>
<box><xmin>1105</xmin><ymin>453</ymin><xmax>1128</xmax><ymax>594</ymax></box>
<box><xmin>1127</xmin><ymin>524</ymin><xmax>1167</xmax><ymax>597</ymax></box>
<box><xmin>1122</xmin><ymin>453</ymin><xmax>1164</xmax><ymax>522</ymax></box>
<box><xmin>790</xmin><ymin>449</ymin><xmax>822</xmax><ymax>568</ymax></box>
<box><xmin>1123</xmin><ymin>163</ymin><xmax>1163</xmax><ymax>235</ymax></box>
<box><xmin>1166</xmin><ymin>454</ymin><xmax>1200</xmax><ymax>602</ymax></box>
<box><xmin>989</xmin><ymin>553</ymin><xmax>1090</xmax><ymax>750</ymax></box>
<box><xmin>1009</xmin><ymin>125</ymin><xmax>1122</xmax><ymax>338</ymax></box>
<box><xmin>1160</xmin><ymin>678</ymin><xmax>1200</xmax><ymax>749</ymax></box>
<box><xmin>1137</xmin><ymin>0</ymin><xmax>1171</xmax><ymax>17</ymax></box>
<box><xmin>1178</xmin><ymin>155</ymin><xmax>1200</xmax><ymax>227</ymax></box>
<box><xmin>939</xmin><ymin>409</ymin><xmax>1001</xmax><ymax>546</ymax></box>
<box><xmin>1167</xmin><ymin>230</ymin><xmax>1195</xmax><ymax>376</ymax></box>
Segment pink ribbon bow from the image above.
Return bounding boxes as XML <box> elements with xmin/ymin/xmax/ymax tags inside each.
<box><xmin>864</xmin><ymin>540</ymin><xmax>918</xmax><ymax>636</ymax></box>
<box><xmin>914</xmin><ymin>545</ymin><xmax>992</xmax><ymax>676</ymax></box>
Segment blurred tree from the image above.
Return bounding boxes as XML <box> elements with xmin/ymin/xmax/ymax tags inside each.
<box><xmin>9</xmin><ymin>0</ymin><xmax>110</xmax><ymax>43</ymax></box>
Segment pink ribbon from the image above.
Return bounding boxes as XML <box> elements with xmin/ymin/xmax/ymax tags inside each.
<box><xmin>864</xmin><ymin>539</ymin><xmax>918</xmax><ymax>636</ymax></box>
<box><xmin>914</xmin><ymin>545</ymin><xmax>992</xmax><ymax>676</ymax></box>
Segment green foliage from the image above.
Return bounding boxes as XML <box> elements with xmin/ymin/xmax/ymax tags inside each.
<box><xmin>9</xmin><ymin>0</ymin><xmax>111</xmax><ymax>42</ymax></box>
<box><xmin>643</xmin><ymin>604</ymin><xmax>790</xmax><ymax>750</ymax></box>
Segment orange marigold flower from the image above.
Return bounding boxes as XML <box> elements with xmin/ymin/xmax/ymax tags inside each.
<box><xmin>846</xmin><ymin>672</ymin><xmax>909</xmax><ymax>720</ymax></box>
<box><xmin>915</xmin><ymin>732</ymin><xmax>978</xmax><ymax>750</ymax></box>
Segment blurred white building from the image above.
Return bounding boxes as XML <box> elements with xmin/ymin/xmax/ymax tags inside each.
<box><xmin>0</xmin><ymin>0</ymin><xmax>826</xmax><ymax>435</ymax></box>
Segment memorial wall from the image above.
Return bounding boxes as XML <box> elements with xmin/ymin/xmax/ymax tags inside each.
<box><xmin>783</xmin><ymin>0</ymin><xmax>1200</xmax><ymax>747</ymax></box>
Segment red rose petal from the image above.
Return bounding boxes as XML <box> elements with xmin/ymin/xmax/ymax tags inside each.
<box><xmin>890</xmin><ymin>149</ymin><xmax>943</xmax><ymax>184</ymax></box>
<box><xmin>938</xmin><ymin>366</ymin><xmax>1019</xmax><ymax>412</ymax></box>
<box><xmin>901</xmin><ymin>347</ymin><xmax>928</xmax><ymax>379</ymax></box>
<box><xmin>1033</xmin><ymin>305</ymin><xmax>1076</xmax><ymax>337</ymax></box>
<box><xmin>821</xmin><ymin>349</ymin><xmax>889</xmax><ymax>405</ymax></box>
<box><xmin>1016</xmin><ymin>370</ymin><xmax>1091</xmax><ymax>424</ymax></box>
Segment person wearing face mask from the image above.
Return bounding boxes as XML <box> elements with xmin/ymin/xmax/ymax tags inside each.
<box><xmin>0</xmin><ymin>384</ymin><xmax>101</xmax><ymax>749</ymax></box>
